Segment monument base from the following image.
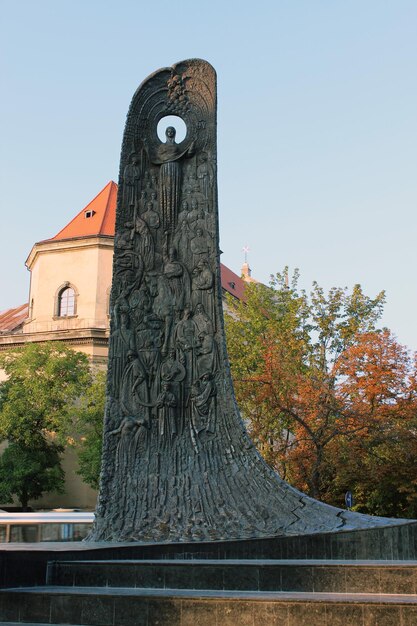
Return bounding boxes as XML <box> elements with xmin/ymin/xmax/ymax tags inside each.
<box><xmin>0</xmin><ymin>521</ymin><xmax>417</xmax><ymax>625</ymax></box>
<box><xmin>0</xmin><ymin>520</ymin><xmax>416</xmax><ymax>589</ymax></box>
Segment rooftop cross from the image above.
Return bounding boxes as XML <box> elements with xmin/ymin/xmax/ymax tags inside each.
<box><xmin>242</xmin><ymin>245</ymin><xmax>250</xmax><ymax>264</ymax></box>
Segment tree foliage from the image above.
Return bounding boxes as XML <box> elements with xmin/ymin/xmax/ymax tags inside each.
<box><xmin>225</xmin><ymin>269</ymin><xmax>417</xmax><ymax>516</ymax></box>
<box><xmin>327</xmin><ymin>330</ymin><xmax>417</xmax><ymax>517</ymax></box>
<box><xmin>70</xmin><ymin>370</ymin><xmax>106</xmax><ymax>490</ymax></box>
<box><xmin>0</xmin><ymin>343</ymin><xmax>91</xmax><ymax>446</ymax></box>
<box><xmin>0</xmin><ymin>442</ymin><xmax>64</xmax><ymax>510</ymax></box>
<box><xmin>0</xmin><ymin>343</ymin><xmax>91</xmax><ymax>508</ymax></box>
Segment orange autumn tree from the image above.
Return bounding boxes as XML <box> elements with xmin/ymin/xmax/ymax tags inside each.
<box><xmin>225</xmin><ymin>269</ymin><xmax>417</xmax><ymax>515</ymax></box>
<box><xmin>328</xmin><ymin>329</ymin><xmax>417</xmax><ymax>517</ymax></box>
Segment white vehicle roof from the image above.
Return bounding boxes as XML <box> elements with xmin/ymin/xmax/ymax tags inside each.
<box><xmin>0</xmin><ymin>512</ymin><xmax>94</xmax><ymax>524</ymax></box>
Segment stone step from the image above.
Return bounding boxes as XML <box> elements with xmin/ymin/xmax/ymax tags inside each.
<box><xmin>1</xmin><ymin>586</ymin><xmax>417</xmax><ymax>625</ymax></box>
<box><xmin>48</xmin><ymin>558</ymin><xmax>417</xmax><ymax>594</ymax></box>
<box><xmin>0</xmin><ymin>623</ymin><xmax>78</xmax><ymax>626</ymax></box>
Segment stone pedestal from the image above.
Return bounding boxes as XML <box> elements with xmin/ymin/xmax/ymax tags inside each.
<box><xmin>2</xmin><ymin>531</ymin><xmax>417</xmax><ymax>625</ymax></box>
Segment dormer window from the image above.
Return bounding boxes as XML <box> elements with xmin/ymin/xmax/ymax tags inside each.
<box><xmin>228</xmin><ymin>281</ymin><xmax>236</xmax><ymax>289</ymax></box>
<box><xmin>84</xmin><ymin>210</ymin><xmax>96</xmax><ymax>219</ymax></box>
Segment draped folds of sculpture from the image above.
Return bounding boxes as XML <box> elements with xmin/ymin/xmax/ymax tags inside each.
<box><xmin>90</xmin><ymin>59</ymin><xmax>402</xmax><ymax>542</ymax></box>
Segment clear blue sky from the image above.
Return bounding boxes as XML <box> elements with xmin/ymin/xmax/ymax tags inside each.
<box><xmin>1</xmin><ymin>1</ymin><xmax>416</xmax><ymax>348</ymax></box>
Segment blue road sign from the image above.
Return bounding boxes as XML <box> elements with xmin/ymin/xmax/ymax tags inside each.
<box><xmin>345</xmin><ymin>491</ymin><xmax>353</xmax><ymax>508</ymax></box>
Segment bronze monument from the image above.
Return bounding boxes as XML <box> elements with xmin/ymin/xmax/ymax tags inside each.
<box><xmin>90</xmin><ymin>59</ymin><xmax>400</xmax><ymax>542</ymax></box>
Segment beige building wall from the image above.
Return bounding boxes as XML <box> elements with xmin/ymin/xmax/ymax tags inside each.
<box><xmin>34</xmin><ymin>447</ymin><xmax>98</xmax><ymax>510</ymax></box>
<box><xmin>25</xmin><ymin>237</ymin><xmax>113</xmax><ymax>335</ymax></box>
<box><xmin>0</xmin><ymin>440</ymin><xmax>98</xmax><ymax>511</ymax></box>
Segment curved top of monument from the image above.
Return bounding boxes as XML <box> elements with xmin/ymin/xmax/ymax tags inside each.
<box><xmin>121</xmin><ymin>59</ymin><xmax>216</xmax><ymax>174</ymax></box>
<box><xmin>134</xmin><ymin>59</ymin><xmax>216</xmax><ymax>91</ymax></box>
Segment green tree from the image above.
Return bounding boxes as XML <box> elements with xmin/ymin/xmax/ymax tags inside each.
<box><xmin>0</xmin><ymin>343</ymin><xmax>91</xmax><ymax>508</ymax></box>
<box><xmin>71</xmin><ymin>370</ymin><xmax>106</xmax><ymax>489</ymax></box>
<box><xmin>0</xmin><ymin>442</ymin><xmax>64</xmax><ymax>511</ymax></box>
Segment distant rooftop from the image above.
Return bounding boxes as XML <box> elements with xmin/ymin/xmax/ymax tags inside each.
<box><xmin>0</xmin><ymin>304</ymin><xmax>29</xmax><ymax>334</ymax></box>
<box><xmin>221</xmin><ymin>264</ymin><xmax>247</xmax><ymax>301</ymax></box>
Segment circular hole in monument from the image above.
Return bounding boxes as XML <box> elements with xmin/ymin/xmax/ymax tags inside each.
<box><xmin>157</xmin><ymin>115</ymin><xmax>187</xmax><ymax>143</ymax></box>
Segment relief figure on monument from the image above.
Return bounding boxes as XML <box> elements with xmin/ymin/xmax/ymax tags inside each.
<box><xmin>108</xmin><ymin>415</ymin><xmax>148</xmax><ymax>476</ymax></box>
<box><xmin>107</xmin><ymin>414</ymin><xmax>148</xmax><ymax>522</ymax></box>
<box><xmin>135</xmin><ymin>318</ymin><xmax>163</xmax><ymax>400</ymax></box>
<box><xmin>142</xmin><ymin>196</ymin><xmax>163</xmax><ymax>255</ymax></box>
<box><xmin>149</xmin><ymin>125</ymin><xmax>195</xmax><ymax>233</ymax></box>
<box><xmin>160</xmin><ymin>349</ymin><xmax>186</xmax><ymax>421</ymax></box>
<box><xmin>128</xmin><ymin>284</ymin><xmax>151</xmax><ymax>329</ymax></box>
<box><xmin>150</xmin><ymin>190</ymin><xmax>158</xmax><ymax>211</ymax></box>
<box><xmin>190</xmin><ymin>372</ymin><xmax>217</xmax><ymax>436</ymax></box>
<box><xmin>139</xmin><ymin>189</ymin><xmax>147</xmax><ymax>214</ymax></box>
<box><xmin>112</xmin><ymin>279</ymin><xmax>132</xmax><ymax>324</ymax></box>
<box><xmin>162</xmin><ymin>242</ymin><xmax>191</xmax><ymax>316</ymax></box>
<box><xmin>111</xmin><ymin>311</ymin><xmax>135</xmax><ymax>398</ymax></box>
<box><xmin>191</xmin><ymin>259</ymin><xmax>215</xmax><ymax>323</ymax></box>
<box><xmin>186</xmin><ymin>198</ymin><xmax>200</xmax><ymax>232</ymax></box>
<box><xmin>128</xmin><ymin>213</ymin><xmax>155</xmax><ymax>271</ymax></box>
<box><xmin>155</xmin><ymin>381</ymin><xmax>178</xmax><ymax>438</ymax></box>
<box><xmin>114</xmin><ymin>229</ymin><xmax>143</xmax><ymax>287</ymax></box>
<box><xmin>196</xmin><ymin>330</ymin><xmax>218</xmax><ymax>378</ymax></box>
<box><xmin>119</xmin><ymin>350</ymin><xmax>151</xmax><ymax>426</ymax></box>
<box><xmin>144</xmin><ymin>178</ymin><xmax>153</xmax><ymax>198</ymax></box>
<box><xmin>174</xmin><ymin>307</ymin><xmax>198</xmax><ymax>399</ymax></box>
<box><xmin>197</xmin><ymin>152</ymin><xmax>214</xmax><ymax>205</ymax></box>
<box><xmin>205</xmin><ymin>210</ymin><xmax>216</xmax><ymax>239</ymax></box>
<box><xmin>194</xmin><ymin>208</ymin><xmax>209</xmax><ymax>234</ymax></box>
<box><xmin>160</xmin><ymin>349</ymin><xmax>186</xmax><ymax>387</ymax></box>
<box><xmin>193</xmin><ymin>302</ymin><xmax>214</xmax><ymax>336</ymax></box>
<box><xmin>123</xmin><ymin>152</ymin><xmax>141</xmax><ymax>209</ymax></box>
<box><xmin>173</xmin><ymin>200</ymin><xmax>193</xmax><ymax>264</ymax></box>
<box><xmin>142</xmin><ymin>200</ymin><xmax>160</xmax><ymax>234</ymax></box>
<box><xmin>184</xmin><ymin>172</ymin><xmax>204</xmax><ymax>206</ymax></box>
<box><xmin>153</xmin><ymin>274</ymin><xmax>175</xmax><ymax>358</ymax></box>
<box><xmin>190</xmin><ymin>227</ymin><xmax>211</xmax><ymax>266</ymax></box>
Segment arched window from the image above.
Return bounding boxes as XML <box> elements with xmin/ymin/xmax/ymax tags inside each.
<box><xmin>57</xmin><ymin>285</ymin><xmax>76</xmax><ymax>317</ymax></box>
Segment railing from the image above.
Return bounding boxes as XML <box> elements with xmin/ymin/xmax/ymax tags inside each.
<box><xmin>0</xmin><ymin>511</ymin><xmax>95</xmax><ymax>542</ymax></box>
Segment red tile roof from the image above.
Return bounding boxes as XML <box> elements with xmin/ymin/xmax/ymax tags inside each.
<box><xmin>48</xmin><ymin>181</ymin><xmax>117</xmax><ymax>241</ymax></box>
<box><xmin>42</xmin><ymin>181</ymin><xmax>247</xmax><ymax>297</ymax></box>
<box><xmin>0</xmin><ymin>304</ymin><xmax>28</xmax><ymax>334</ymax></box>
<box><xmin>220</xmin><ymin>264</ymin><xmax>246</xmax><ymax>300</ymax></box>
